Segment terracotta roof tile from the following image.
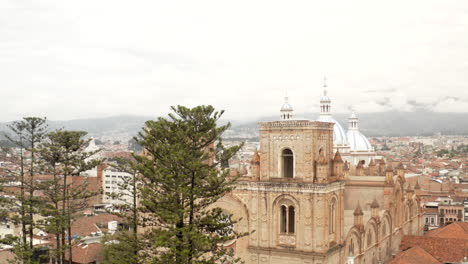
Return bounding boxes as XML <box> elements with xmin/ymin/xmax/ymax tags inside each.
<box><xmin>399</xmin><ymin>235</ymin><xmax>468</xmax><ymax>263</ymax></box>
<box><xmin>71</xmin><ymin>213</ymin><xmax>121</xmax><ymax>237</ymax></box>
<box><xmin>386</xmin><ymin>246</ymin><xmax>441</xmax><ymax>264</ymax></box>
<box><xmin>65</xmin><ymin>243</ymin><xmax>102</xmax><ymax>264</ymax></box>
<box><xmin>426</xmin><ymin>222</ymin><xmax>468</xmax><ymax>240</ymax></box>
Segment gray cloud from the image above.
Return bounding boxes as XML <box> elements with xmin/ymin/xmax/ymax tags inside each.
<box><xmin>1</xmin><ymin>0</ymin><xmax>468</xmax><ymax>121</ymax></box>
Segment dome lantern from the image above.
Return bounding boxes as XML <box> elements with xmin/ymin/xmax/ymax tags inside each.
<box><xmin>280</xmin><ymin>93</ymin><xmax>293</xmax><ymax>120</ymax></box>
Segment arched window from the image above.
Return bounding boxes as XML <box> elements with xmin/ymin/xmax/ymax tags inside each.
<box><xmin>280</xmin><ymin>204</ymin><xmax>295</xmax><ymax>234</ymax></box>
<box><xmin>282</xmin><ymin>149</ymin><xmax>294</xmax><ymax>178</ymax></box>
<box><xmin>367</xmin><ymin>231</ymin><xmax>372</xmax><ymax>247</ymax></box>
<box><xmin>382</xmin><ymin>221</ymin><xmax>387</xmax><ymax>236</ymax></box>
<box><xmin>349</xmin><ymin>238</ymin><xmax>354</xmax><ymax>256</ymax></box>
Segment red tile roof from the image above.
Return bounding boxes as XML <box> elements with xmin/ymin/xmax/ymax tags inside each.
<box><xmin>65</xmin><ymin>243</ymin><xmax>102</xmax><ymax>264</ymax></box>
<box><xmin>71</xmin><ymin>214</ymin><xmax>121</xmax><ymax>237</ymax></box>
<box><xmin>386</xmin><ymin>246</ymin><xmax>440</xmax><ymax>264</ymax></box>
<box><xmin>426</xmin><ymin>222</ymin><xmax>468</xmax><ymax>240</ymax></box>
<box><xmin>399</xmin><ymin>235</ymin><xmax>468</xmax><ymax>263</ymax></box>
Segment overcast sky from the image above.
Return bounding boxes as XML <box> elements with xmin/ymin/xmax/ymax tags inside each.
<box><xmin>1</xmin><ymin>0</ymin><xmax>468</xmax><ymax>122</ymax></box>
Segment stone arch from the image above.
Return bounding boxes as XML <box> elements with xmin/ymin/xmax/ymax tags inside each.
<box><xmin>381</xmin><ymin>211</ymin><xmax>392</xmax><ymax>238</ymax></box>
<box><xmin>345</xmin><ymin>227</ymin><xmax>362</xmax><ymax>258</ymax></box>
<box><xmin>364</xmin><ymin>218</ymin><xmax>378</xmax><ymax>249</ymax></box>
<box><xmin>380</xmin><ymin>211</ymin><xmax>393</xmax><ymax>260</ymax></box>
<box><xmin>404</xmin><ymin>202</ymin><xmax>410</xmax><ymax>222</ymax></box>
<box><xmin>393</xmin><ymin>180</ymin><xmax>404</xmax><ymax>228</ymax></box>
<box><xmin>273</xmin><ymin>194</ymin><xmax>300</xmax><ymax>246</ymax></box>
<box><xmin>210</xmin><ymin>193</ymin><xmax>250</xmax><ymax>259</ymax></box>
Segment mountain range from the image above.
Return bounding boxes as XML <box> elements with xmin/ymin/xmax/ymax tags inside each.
<box><xmin>1</xmin><ymin>111</ymin><xmax>468</xmax><ymax>140</ymax></box>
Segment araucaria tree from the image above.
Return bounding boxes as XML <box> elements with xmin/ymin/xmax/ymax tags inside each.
<box><xmin>135</xmin><ymin>105</ymin><xmax>246</xmax><ymax>264</ymax></box>
<box><xmin>38</xmin><ymin>130</ymin><xmax>101</xmax><ymax>264</ymax></box>
<box><xmin>5</xmin><ymin>117</ymin><xmax>47</xmax><ymax>263</ymax></box>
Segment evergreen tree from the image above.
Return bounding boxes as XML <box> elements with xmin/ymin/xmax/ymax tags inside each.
<box><xmin>135</xmin><ymin>105</ymin><xmax>247</xmax><ymax>264</ymax></box>
<box><xmin>5</xmin><ymin>117</ymin><xmax>47</xmax><ymax>263</ymax></box>
<box><xmin>38</xmin><ymin>130</ymin><xmax>101</xmax><ymax>264</ymax></box>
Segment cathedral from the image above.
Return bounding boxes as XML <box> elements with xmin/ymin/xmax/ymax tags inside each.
<box><xmin>214</xmin><ymin>83</ymin><xmax>424</xmax><ymax>264</ymax></box>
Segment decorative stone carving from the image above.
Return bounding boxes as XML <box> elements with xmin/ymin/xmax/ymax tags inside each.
<box><xmin>278</xmin><ymin>234</ymin><xmax>296</xmax><ymax>246</ymax></box>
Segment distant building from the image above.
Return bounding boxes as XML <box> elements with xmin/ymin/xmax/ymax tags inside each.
<box><xmin>102</xmin><ymin>167</ymin><xmax>134</xmax><ymax>205</ymax></box>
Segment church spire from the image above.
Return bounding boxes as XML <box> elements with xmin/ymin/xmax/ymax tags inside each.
<box><xmin>320</xmin><ymin>76</ymin><xmax>331</xmax><ymax>116</ymax></box>
<box><xmin>280</xmin><ymin>91</ymin><xmax>293</xmax><ymax>120</ymax></box>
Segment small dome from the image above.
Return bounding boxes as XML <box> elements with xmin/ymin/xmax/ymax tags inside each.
<box><xmin>281</xmin><ymin>102</ymin><xmax>293</xmax><ymax>111</ymax></box>
<box><xmin>320</xmin><ymin>94</ymin><xmax>331</xmax><ymax>102</ymax></box>
<box><xmin>317</xmin><ymin>115</ymin><xmax>348</xmax><ymax>145</ymax></box>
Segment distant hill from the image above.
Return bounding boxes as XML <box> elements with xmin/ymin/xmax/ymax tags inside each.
<box><xmin>234</xmin><ymin>111</ymin><xmax>468</xmax><ymax>137</ymax></box>
<box><xmin>1</xmin><ymin>111</ymin><xmax>468</xmax><ymax>140</ymax></box>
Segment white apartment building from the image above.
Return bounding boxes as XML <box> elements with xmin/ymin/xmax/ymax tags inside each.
<box><xmin>102</xmin><ymin>168</ymin><xmax>134</xmax><ymax>205</ymax></box>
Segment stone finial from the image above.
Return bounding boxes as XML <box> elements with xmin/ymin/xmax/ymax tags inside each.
<box><xmin>251</xmin><ymin>150</ymin><xmax>260</xmax><ymax>164</ymax></box>
<box><xmin>370</xmin><ymin>198</ymin><xmax>380</xmax><ymax>209</ymax></box>
<box><xmin>414</xmin><ymin>180</ymin><xmax>421</xmax><ymax>190</ymax></box>
<box><xmin>369</xmin><ymin>159</ymin><xmax>375</xmax><ymax>167</ymax></box>
<box><xmin>333</xmin><ymin>150</ymin><xmax>343</xmax><ymax>163</ymax></box>
<box><xmin>354</xmin><ymin>202</ymin><xmax>364</xmax><ymax>228</ymax></box>
<box><xmin>407</xmin><ymin>183</ymin><xmax>413</xmax><ymax>192</ymax></box>
<box><xmin>354</xmin><ymin>202</ymin><xmax>363</xmax><ymax>216</ymax></box>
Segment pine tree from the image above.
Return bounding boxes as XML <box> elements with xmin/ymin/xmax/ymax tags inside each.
<box><xmin>37</xmin><ymin>130</ymin><xmax>101</xmax><ymax>264</ymax></box>
<box><xmin>5</xmin><ymin>117</ymin><xmax>47</xmax><ymax>263</ymax></box>
<box><xmin>135</xmin><ymin>105</ymin><xmax>247</xmax><ymax>264</ymax></box>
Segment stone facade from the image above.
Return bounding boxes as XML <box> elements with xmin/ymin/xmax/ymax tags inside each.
<box><xmin>214</xmin><ymin>119</ymin><xmax>424</xmax><ymax>264</ymax></box>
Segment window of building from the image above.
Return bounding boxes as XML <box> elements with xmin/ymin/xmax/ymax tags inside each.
<box><xmin>329</xmin><ymin>199</ymin><xmax>336</xmax><ymax>234</ymax></box>
<box><xmin>367</xmin><ymin>231</ymin><xmax>372</xmax><ymax>247</ymax></box>
<box><xmin>282</xmin><ymin>149</ymin><xmax>294</xmax><ymax>178</ymax></box>
<box><xmin>280</xmin><ymin>205</ymin><xmax>295</xmax><ymax>234</ymax></box>
<box><xmin>288</xmin><ymin>206</ymin><xmax>295</xmax><ymax>233</ymax></box>
<box><xmin>349</xmin><ymin>239</ymin><xmax>354</xmax><ymax>256</ymax></box>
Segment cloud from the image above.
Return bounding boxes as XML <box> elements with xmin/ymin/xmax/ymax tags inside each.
<box><xmin>1</xmin><ymin>0</ymin><xmax>468</xmax><ymax>121</ymax></box>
